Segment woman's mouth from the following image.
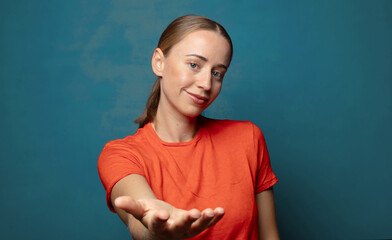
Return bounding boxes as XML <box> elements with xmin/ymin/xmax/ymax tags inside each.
<box><xmin>185</xmin><ymin>91</ymin><xmax>209</xmax><ymax>105</ymax></box>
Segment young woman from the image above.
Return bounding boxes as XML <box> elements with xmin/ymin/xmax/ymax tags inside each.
<box><xmin>98</xmin><ymin>15</ymin><xmax>279</xmax><ymax>240</ymax></box>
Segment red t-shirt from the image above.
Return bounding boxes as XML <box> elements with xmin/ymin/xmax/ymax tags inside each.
<box><xmin>98</xmin><ymin>117</ymin><xmax>278</xmax><ymax>239</ymax></box>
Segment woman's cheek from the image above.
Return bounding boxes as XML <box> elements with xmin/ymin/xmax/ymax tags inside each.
<box><xmin>176</xmin><ymin>70</ymin><xmax>193</xmax><ymax>86</ymax></box>
<box><xmin>168</xmin><ymin>64</ymin><xmax>189</xmax><ymax>84</ymax></box>
<box><xmin>213</xmin><ymin>82</ymin><xmax>223</xmax><ymax>96</ymax></box>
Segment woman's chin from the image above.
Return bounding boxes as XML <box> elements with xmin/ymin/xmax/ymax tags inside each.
<box><xmin>182</xmin><ymin>109</ymin><xmax>205</xmax><ymax>119</ymax></box>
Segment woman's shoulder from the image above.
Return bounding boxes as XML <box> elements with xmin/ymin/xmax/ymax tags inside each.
<box><xmin>101</xmin><ymin>126</ymin><xmax>150</xmax><ymax>153</ymax></box>
<box><xmin>200</xmin><ymin>116</ymin><xmax>260</xmax><ymax>138</ymax></box>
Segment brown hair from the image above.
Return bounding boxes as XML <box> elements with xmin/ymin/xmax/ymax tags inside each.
<box><xmin>134</xmin><ymin>15</ymin><xmax>233</xmax><ymax>128</ymax></box>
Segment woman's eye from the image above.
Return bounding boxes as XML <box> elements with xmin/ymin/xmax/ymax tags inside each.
<box><xmin>189</xmin><ymin>63</ymin><xmax>198</xmax><ymax>69</ymax></box>
<box><xmin>212</xmin><ymin>71</ymin><xmax>222</xmax><ymax>78</ymax></box>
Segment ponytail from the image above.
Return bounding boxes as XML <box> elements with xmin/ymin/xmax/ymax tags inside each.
<box><xmin>134</xmin><ymin>78</ymin><xmax>161</xmax><ymax>128</ymax></box>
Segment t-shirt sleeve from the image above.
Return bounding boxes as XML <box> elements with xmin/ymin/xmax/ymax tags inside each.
<box><xmin>251</xmin><ymin>123</ymin><xmax>278</xmax><ymax>193</ymax></box>
<box><xmin>97</xmin><ymin>140</ymin><xmax>145</xmax><ymax>212</ymax></box>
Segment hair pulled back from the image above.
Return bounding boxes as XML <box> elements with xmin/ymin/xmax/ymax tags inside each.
<box><xmin>135</xmin><ymin>15</ymin><xmax>233</xmax><ymax>128</ymax></box>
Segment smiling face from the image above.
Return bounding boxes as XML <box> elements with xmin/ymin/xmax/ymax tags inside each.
<box><xmin>152</xmin><ymin>30</ymin><xmax>232</xmax><ymax>120</ymax></box>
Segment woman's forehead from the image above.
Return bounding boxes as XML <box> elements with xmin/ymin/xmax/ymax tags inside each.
<box><xmin>169</xmin><ymin>30</ymin><xmax>232</xmax><ymax>64</ymax></box>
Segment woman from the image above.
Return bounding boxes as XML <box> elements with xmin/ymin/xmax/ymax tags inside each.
<box><xmin>98</xmin><ymin>15</ymin><xmax>279</xmax><ymax>240</ymax></box>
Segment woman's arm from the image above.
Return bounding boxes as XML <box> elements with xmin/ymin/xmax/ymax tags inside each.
<box><xmin>111</xmin><ymin>174</ymin><xmax>225</xmax><ymax>240</ymax></box>
<box><xmin>256</xmin><ymin>187</ymin><xmax>280</xmax><ymax>240</ymax></box>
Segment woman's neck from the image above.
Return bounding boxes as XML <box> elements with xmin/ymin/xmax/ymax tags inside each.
<box><xmin>152</xmin><ymin>106</ymin><xmax>199</xmax><ymax>143</ymax></box>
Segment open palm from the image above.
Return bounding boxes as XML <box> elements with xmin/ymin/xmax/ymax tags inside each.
<box><xmin>115</xmin><ymin>196</ymin><xmax>224</xmax><ymax>240</ymax></box>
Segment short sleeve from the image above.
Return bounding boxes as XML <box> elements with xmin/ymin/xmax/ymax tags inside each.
<box><xmin>252</xmin><ymin>123</ymin><xmax>278</xmax><ymax>193</ymax></box>
<box><xmin>97</xmin><ymin>140</ymin><xmax>145</xmax><ymax>212</ymax></box>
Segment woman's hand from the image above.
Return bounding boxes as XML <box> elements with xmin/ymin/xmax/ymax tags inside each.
<box><xmin>114</xmin><ymin>196</ymin><xmax>224</xmax><ymax>240</ymax></box>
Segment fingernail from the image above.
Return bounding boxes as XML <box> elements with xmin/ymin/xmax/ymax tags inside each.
<box><xmin>217</xmin><ymin>208</ymin><xmax>224</xmax><ymax>214</ymax></box>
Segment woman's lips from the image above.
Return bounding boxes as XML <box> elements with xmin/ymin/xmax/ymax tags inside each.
<box><xmin>185</xmin><ymin>91</ymin><xmax>209</xmax><ymax>105</ymax></box>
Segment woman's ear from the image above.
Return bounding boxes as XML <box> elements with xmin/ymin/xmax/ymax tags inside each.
<box><xmin>151</xmin><ymin>48</ymin><xmax>165</xmax><ymax>77</ymax></box>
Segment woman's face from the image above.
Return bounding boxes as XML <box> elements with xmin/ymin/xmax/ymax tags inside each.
<box><xmin>154</xmin><ymin>30</ymin><xmax>232</xmax><ymax>119</ymax></box>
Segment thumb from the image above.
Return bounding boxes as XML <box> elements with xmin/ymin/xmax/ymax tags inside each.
<box><xmin>114</xmin><ymin>196</ymin><xmax>145</xmax><ymax>220</ymax></box>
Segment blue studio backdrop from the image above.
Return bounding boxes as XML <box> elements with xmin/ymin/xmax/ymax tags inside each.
<box><xmin>1</xmin><ymin>1</ymin><xmax>391</xmax><ymax>239</ymax></box>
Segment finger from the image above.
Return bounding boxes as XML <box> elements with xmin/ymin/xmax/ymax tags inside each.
<box><xmin>188</xmin><ymin>208</ymin><xmax>202</xmax><ymax>221</ymax></box>
<box><xmin>156</xmin><ymin>209</ymin><xmax>170</xmax><ymax>221</ymax></box>
<box><xmin>186</xmin><ymin>208</ymin><xmax>215</xmax><ymax>237</ymax></box>
<box><xmin>206</xmin><ymin>207</ymin><xmax>225</xmax><ymax>227</ymax></box>
<box><xmin>169</xmin><ymin>210</ymin><xmax>200</xmax><ymax>234</ymax></box>
<box><xmin>114</xmin><ymin>196</ymin><xmax>145</xmax><ymax>220</ymax></box>
<box><xmin>150</xmin><ymin>210</ymin><xmax>170</xmax><ymax>233</ymax></box>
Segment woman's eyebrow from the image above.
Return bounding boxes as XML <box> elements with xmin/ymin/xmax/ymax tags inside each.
<box><xmin>185</xmin><ymin>54</ymin><xmax>228</xmax><ymax>70</ymax></box>
<box><xmin>186</xmin><ymin>54</ymin><xmax>207</xmax><ymax>61</ymax></box>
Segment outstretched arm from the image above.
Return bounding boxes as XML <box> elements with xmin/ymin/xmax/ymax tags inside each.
<box><xmin>256</xmin><ymin>187</ymin><xmax>280</xmax><ymax>240</ymax></box>
<box><xmin>111</xmin><ymin>174</ymin><xmax>225</xmax><ymax>240</ymax></box>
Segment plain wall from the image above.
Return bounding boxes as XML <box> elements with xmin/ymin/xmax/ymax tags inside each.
<box><xmin>1</xmin><ymin>0</ymin><xmax>391</xmax><ymax>239</ymax></box>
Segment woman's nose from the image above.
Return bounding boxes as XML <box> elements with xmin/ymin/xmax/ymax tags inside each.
<box><xmin>197</xmin><ymin>70</ymin><xmax>212</xmax><ymax>91</ymax></box>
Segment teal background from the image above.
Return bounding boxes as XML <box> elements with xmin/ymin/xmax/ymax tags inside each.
<box><xmin>1</xmin><ymin>0</ymin><xmax>391</xmax><ymax>239</ymax></box>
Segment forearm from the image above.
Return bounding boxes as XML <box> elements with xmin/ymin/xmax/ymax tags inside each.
<box><xmin>127</xmin><ymin>216</ymin><xmax>156</xmax><ymax>240</ymax></box>
<box><xmin>257</xmin><ymin>188</ymin><xmax>280</xmax><ymax>240</ymax></box>
<box><xmin>111</xmin><ymin>174</ymin><xmax>158</xmax><ymax>239</ymax></box>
